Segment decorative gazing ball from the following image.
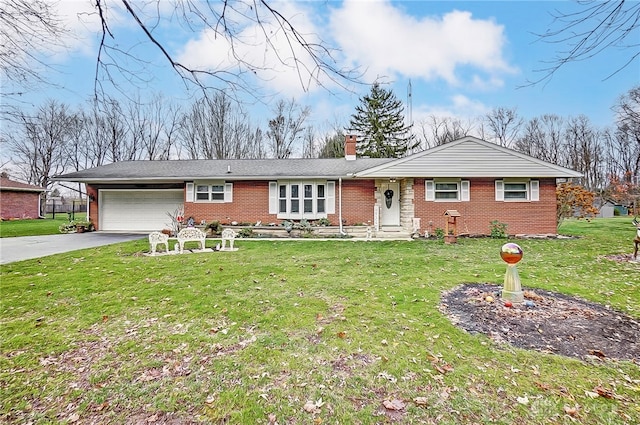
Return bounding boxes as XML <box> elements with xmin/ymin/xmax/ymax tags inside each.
<box><xmin>500</xmin><ymin>243</ymin><xmax>523</xmax><ymax>264</ymax></box>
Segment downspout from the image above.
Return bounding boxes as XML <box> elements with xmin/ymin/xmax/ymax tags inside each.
<box><xmin>338</xmin><ymin>177</ymin><xmax>346</xmax><ymax>236</ymax></box>
<box><xmin>86</xmin><ymin>193</ymin><xmax>91</xmax><ymax>222</ymax></box>
<box><xmin>38</xmin><ymin>191</ymin><xmax>46</xmax><ymax>219</ymax></box>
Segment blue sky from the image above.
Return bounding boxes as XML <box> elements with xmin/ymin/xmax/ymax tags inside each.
<box><xmin>4</xmin><ymin>0</ymin><xmax>639</xmax><ymax>134</ymax></box>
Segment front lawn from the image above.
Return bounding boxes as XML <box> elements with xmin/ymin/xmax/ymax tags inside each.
<box><xmin>0</xmin><ymin>214</ymin><xmax>88</xmax><ymax>238</ymax></box>
<box><xmin>1</xmin><ymin>218</ymin><xmax>638</xmax><ymax>424</ymax></box>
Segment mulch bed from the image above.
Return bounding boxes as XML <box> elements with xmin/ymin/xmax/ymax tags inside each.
<box><xmin>440</xmin><ymin>283</ymin><xmax>640</xmax><ymax>362</ymax></box>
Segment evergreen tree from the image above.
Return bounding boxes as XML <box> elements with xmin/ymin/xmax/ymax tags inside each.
<box><xmin>348</xmin><ymin>83</ymin><xmax>418</xmax><ymax>158</ymax></box>
<box><xmin>318</xmin><ymin>131</ymin><xmax>346</xmax><ymax>158</ymax></box>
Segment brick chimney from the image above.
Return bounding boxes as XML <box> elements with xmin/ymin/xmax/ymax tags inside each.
<box><xmin>345</xmin><ymin>135</ymin><xmax>357</xmax><ymax>161</ymax></box>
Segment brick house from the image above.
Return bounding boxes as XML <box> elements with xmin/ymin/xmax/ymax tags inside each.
<box><xmin>0</xmin><ymin>176</ymin><xmax>45</xmax><ymax>219</ymax></box>
<box><xmin>53</xmin><ymin>136</ymin><xmax>582</xmax><ymax>236</ymax></box>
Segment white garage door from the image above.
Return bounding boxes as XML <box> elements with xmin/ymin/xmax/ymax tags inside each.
<box><xmin>100</xmin><ymin>190</ymin><xmax>184</xmax><ymax>232</ymax></box>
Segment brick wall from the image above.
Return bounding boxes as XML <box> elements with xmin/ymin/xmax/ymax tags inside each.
<box><xmin>413</xmin><ymin>178</ymin><xmax>558</xmax><ymax>235</ymax></box>
<box><xmin>0</xmin><ymin>191</ymin><xmax>41</xmax><ymax>219</ymax></box>
<box><xmin>184</xmin><ymin>181</ymin><xmax>273</xmax><ymax>224</ymax></box>
<box><xmin>87</xmin><ymin>185</ymin><xmax>99</xmax><ymax>227</ymax></box>
<box><xmin>336</xmin><ymin>180</ymin><xmax>377</xmax><ymax>225</ymax></box>
<box><xmin>182</xmin><ymin>180</ymin><xmax>378</xmax><ymax>226</ymax></box>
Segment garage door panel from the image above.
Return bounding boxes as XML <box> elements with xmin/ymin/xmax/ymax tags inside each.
<box><xmin>100</xmin><ymin>190</ymin><xmax>183</xmax><ymax>231</ymax></box>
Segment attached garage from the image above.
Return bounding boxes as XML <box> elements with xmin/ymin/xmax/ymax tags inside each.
<box><xmin>99</xmin><ymin>190</ymin><xmax>184</xmax><ymax>232</ymax></box>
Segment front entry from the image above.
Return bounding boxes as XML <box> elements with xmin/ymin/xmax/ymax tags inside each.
<box><xmin>380</xmin><ymin>182</ymin><xmax>400</xmax><ymax>226</ymax></box>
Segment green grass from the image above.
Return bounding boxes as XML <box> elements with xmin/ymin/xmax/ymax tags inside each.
<box><xmin>1</xmin><ymin>218</ymin><xmax>639</xmax><ymax>424</ymax></box>
<box><xmin>0</xmin><ymin>214</ymin><xmax>88</xmax><ymax>237</ymax></box>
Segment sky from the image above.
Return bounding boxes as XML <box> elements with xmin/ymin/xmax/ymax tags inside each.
<box><xmin>3</xmin><ymin>0</ymin><xmax>639</xmax><ymax>139</ymax></box>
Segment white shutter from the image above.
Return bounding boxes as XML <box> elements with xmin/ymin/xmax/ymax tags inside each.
<box><xmin>425</xmin><ymin>180</ymin><xmax>435</xmax><ymax>201</ymax></box>
<box><xmin>495</xmin><ymin>180</ymin><xmax>504</xmax><ymax>201</ymax></box>
<box><xmin>224</xmin><ymin>183</ymin><xmax>233</xmax><ymax>202</ymax></box>
<box><xmin>461</xmin><ymin>180</ymin><xmax>470</xmax><ymax>201</ymax></box>
<box><xmin>268</xmin><ymin>182</ymin><xmax>278</xmax><ymax>214</ymax></box>
<box><xmin>185</xmin><ymin>182</ymin><xmax>194</xmax><ymax>202</ymax></box>
<box><xmin>326</xmin><ymin>181</ymin><xmax>336</xmax><ymax>214</ymax></box>
<box><xmin>530</xmin><ymin>180</ymin><xmax>539</xmax><ymax>201</ymax></box>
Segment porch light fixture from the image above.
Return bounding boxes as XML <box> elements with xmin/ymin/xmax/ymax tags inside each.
<box><xmin>389</xmin><ymin>178</ymin><xmax>396</xmax><ymax>183</ymax></box>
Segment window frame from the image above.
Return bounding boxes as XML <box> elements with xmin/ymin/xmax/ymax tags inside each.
<box><xmin>187</xmin><ymin>181</ymin><xmax>233</xmax><ymax>203</ymax></box>
<box><xmin>495</xmin><ymin>179</ymin><xmax>539</xmax><ymax>202</ymax></box>
<box><xmin>270</xmin><ymin>180</ymin><xmax>333</xmax><ymax>219</ymax></box>
<box><xmin>425</xmin><ymin>179</ymin><xmax>469</xmax><ymax>202</ymax></box>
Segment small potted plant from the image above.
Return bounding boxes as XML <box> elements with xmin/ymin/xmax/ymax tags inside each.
<box><xmin>74</xmin><ymin>220</ymin><xmax>95</xmax><ymax>233</ymax></box>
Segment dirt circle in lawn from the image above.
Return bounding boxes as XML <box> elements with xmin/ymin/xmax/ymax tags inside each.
<box><xmin>440</xmin><ymin>283</ymin><xmax>639</xmax><ymax>362</ymax></box>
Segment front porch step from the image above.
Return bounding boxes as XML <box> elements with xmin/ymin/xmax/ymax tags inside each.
<box><xmin>380</xmin><ymin>226</ymin><xmax>404</xmax><ymax>232</ymax></box>
<box><xmin>372</xmin><ymin>230</ymin><xmax>413</xmax><ymax>239</ymax></box>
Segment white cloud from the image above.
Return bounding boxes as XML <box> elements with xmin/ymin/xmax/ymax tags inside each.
<box><xmin>329</xmin><ymin>0</ymin><xmax>516</xmax><ymax>86</ymax></box>
<box><xmin>414</xmin><ymin>94</ymin><xmax>489</xmax><ymax>122</ymax></box>
<box><xmin>53</xmin><ymin>0</ymin><xmax>115</xmax><ymax>57</ymax></box>
<box><xmin>176</xmin><ymin>1</ymin><xmax>329</xmax><ymax>97</ymax></box>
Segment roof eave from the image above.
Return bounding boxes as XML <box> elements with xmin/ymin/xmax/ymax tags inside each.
<box><xmin>52</xmin><ymin>174</ymin><xmax>357</xmax><ymax>184</ymax></box>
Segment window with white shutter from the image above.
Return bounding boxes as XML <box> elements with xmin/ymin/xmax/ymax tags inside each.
<box><xmin>495</xmin><ymin>179</ymin><xmax>539</xmax><ymax>202</ymax></box>
<box><xmin>191</xmin><ymin>181</ymin><xmax>233</xmax><ymax>203</ymax></box>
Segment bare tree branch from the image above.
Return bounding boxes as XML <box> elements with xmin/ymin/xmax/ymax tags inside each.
<box><xmin>89</xmin><ymin>0</ymin><xmax>363</xmax><ymax>104</ymax></box>
<box><xmin>528</xmin><ymin>0</ymin><xmax>640</xmax><ymax>86</ymax></box>
<box><xmin>0</xmin><ymin>0</ymin><xmax>68</xmax><ymax>119</ymax></box>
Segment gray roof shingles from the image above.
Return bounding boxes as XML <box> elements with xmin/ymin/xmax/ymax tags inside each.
<box><xmin>0</xmin><ymin>177</ymin><xmax>45</xmax><ymax>191</ymax></box>
<box><xmin>54</xmin><ymin>158</ymin><xmax>394</xmax><ymax>182</ymax></box>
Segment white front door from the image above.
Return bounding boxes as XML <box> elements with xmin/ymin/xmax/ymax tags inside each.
<box><xmin>380</xmin><ymin>182</ymin><xmax>400</xmax><ymax>226</ymax></box>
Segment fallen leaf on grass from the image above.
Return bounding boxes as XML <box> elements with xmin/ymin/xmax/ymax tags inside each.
<box><xmin>563</xmin><ymin>405</ymin><xmax>579</xmax><ymax>417</ymax></box>
<box><xmin>413</xmin><ymin>396</ymin><xmax>428</xmax><ymax>406</ymax></box>
<box><xmin>594</xmin><ymin>386</ymin><xmax>615</xmax><ymax>399</ymax></box>
<box><xmin>433</xmin><ymin>363</ymin><xmax>454</xmax><ymax>374</ymax></box>
<box><xmin>303</xmin><ymin>399</ymin><xmax>325</xmax><ymax>414</ymax></box>
<box><xmin>383</xmin><ymin>399</ymin><xmax>406</xmax><ymax>411</ymax></box>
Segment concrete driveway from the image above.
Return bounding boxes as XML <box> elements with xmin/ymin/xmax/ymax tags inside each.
<box><xmin>0</xmin><ymin>232</ymin><xmax>145</xmax><ymax>265</ymax></box>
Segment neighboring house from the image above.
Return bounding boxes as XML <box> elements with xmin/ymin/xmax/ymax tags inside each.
<box><xmin>598</xmin><ymin>200</ymin><xmax>629</xmax><ymax>218</ymax></box>
<box><xmin>0</xmin><ymin>176</ymin><xmax>45</xmax><ymax>219</ymax></box>
<box><xmin>53</xmin><ymin>136</ymin><xmax>582</xmax><ymax>235</ymax></box>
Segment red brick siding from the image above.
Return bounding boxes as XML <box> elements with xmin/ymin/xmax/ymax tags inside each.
<box><xmin>182</xmin><ymin>180</ymin><xmax>377</xmax><ymax>226</ymax></box>
<box><xmin>184</xmin><ymin>181</ymin><xmax>273</xmax><ymax>224</ymax></box>
<box><xmin>334</xmin><ymin>180</ymin><xmax>377</xmax><ymax>225</ymax></box>
<box><xmin>414</xmin><ymin>178</ymin><xmax>558</xmax><ymax>235</ymax></box>
<box><xmin>87</xmin><ymin>185</ymin><xmax>99</xmax><ymax>228</ymax></box>
<box><xmin>0</xmin><ymin>191</ymin><xmax>41</xmax><ymax>219</ymax></box>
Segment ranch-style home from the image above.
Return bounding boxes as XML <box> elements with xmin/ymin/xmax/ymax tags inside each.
<box><xmin>53</xmin><ymin>136</ymin><xmax>582</xmax><ymax>236</ymax></box>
